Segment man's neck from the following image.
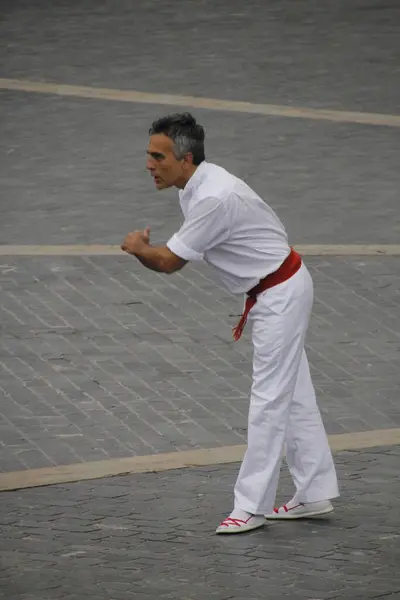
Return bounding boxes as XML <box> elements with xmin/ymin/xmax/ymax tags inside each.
<box><xmin>176</xmin><ymin>164</ymin><xmax>198</xmax><ymax>190</ymax></box>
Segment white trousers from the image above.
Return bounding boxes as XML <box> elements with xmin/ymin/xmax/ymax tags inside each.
<box><xmin>234</xmin><ymin>264</ymin><xmax>339</xmax><ymax>514</ymax></box>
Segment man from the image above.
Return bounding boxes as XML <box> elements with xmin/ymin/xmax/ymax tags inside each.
<box><xmin>121</xmin><ymin>112</ymin><xmax>339</xmax><ymax>534</ymax></box>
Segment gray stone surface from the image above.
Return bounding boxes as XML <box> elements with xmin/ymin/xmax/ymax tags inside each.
<box><xmin>0</xmin><ymin>255</ymin><xmax>399</xmax><ymax>471</ymax></box>
<box><xmin>1</xmin><ymin>91</ymin><xmax>399</xmax><ymax>245</ymax></box>
<box><xmin>1</xmin><ymin>0</ymin><xmax>398</xmax><ymax>113</ymax></box>
<box><xmin>0</xmin><ymin>0</ymin><xmax>399</xmax><ymax>472</ymax></box>
<box><xmin>0</xmin><ymin>3</ymin><xmax>400</xmax><ymax>595</ymax></box>
<box><xmin>1</xmin><ymin>0</ymin><xmax>399</xmax><ymax>245</ymax></box>
<box><xmin>0</xmin><ymin>446</ymin><xmax>400</xmax><ymax>600</ymax></box>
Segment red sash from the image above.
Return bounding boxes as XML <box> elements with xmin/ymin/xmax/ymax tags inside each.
<box><xmin>232</xmin><ymin>248</ymin><xmax>302</xmax><ymax>341</ymax></box>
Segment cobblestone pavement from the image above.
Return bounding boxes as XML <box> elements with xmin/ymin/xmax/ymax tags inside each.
<box><xmin>1</xmin><ymin>91</ymin><xmax>399</xmax><ymax>246</ymax></box>
<box><xmin>0</xmin><ymin>446</ymin><xmax>399</xmax><ymax>600</ymax></box>
<box><xmin>1</xmin><ymin>255</ymin><xmax>399</xmax><ymax>471</ymax></box>
<box><xmin>1</xmin><ymin>0</ymin><xmax>398</xmax><ymax>112</ymax></box>
<box><xmin>1</xmin><ymin>2</ymin><xmax>400</xmax><ymax>472</ymax></box>
<box><xmin>1</xmin><ymin>1</ymin><xmax>400</xmax><ymax>598</ymax></box>
<box><xmin>1</xmin><ymin>0</ymin><xmax>399</xmax><ymax>246</ymax></box>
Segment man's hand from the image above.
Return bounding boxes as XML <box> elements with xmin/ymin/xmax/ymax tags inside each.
<box><xmin>121</xmin><ymin>226</ymin><xmax>187</xmax><ymax>274</ymax></box>
<box><xmin>121</xmin><ymin>227</ymin><xmax>151</xmax><ymax>255</ymax></box>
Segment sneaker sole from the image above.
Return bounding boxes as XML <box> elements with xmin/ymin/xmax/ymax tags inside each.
<box><xmin>265</xmin><ymin>506</ymin><xmax>334</xmax><ymax>520</ymax></box>
<box><xmin>215</xmin><ymin>522</ymin><xmax>266</xmax><ymax>534</ymax></box>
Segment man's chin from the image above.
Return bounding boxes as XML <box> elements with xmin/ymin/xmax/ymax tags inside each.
<box><xmin>155</xmin><ymin>181</ymin><xmax>171</xmax><ymax>190</ymax></box>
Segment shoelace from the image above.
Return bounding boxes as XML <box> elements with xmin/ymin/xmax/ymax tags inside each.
<box><xmin>219</xmin><ymin>516</ymin><xmax>250</xmax><ymax>527</ymax></box>
<box><xmin>273</xmin><ymin>503</ymin><xmax>303</xmax><ymax>514</ymax></box>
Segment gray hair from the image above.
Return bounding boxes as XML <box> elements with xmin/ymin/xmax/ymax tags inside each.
<box><xmin>149</xmin><ymin>112</ymin><xmax>205</xmax><ymax>165</ymax></box>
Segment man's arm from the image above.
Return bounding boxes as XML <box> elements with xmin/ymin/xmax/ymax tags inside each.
<box><xmin>133</xmin><ymin>244</ymin><xmax>187</xmax><ymax>274</ymax></box>
<box><xmin>122</xmin><ymin>195</ymin><xmax>229</xmax><ymax>274</ymax></box>
<box><xmin>121</xmin><ymin>228</ymin><xmax>187</xmax><ymax>274</ymax></box>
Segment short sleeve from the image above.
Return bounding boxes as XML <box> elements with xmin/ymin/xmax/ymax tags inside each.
<box><xmin>167</xmin><ymin>197</ymin><xmax>230</xmax><ymax>261</ymax></box>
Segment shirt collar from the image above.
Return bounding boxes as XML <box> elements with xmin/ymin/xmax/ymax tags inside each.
<box><xmin>180</xmin><ymin>161</ymin><xmax>208</xmax><ymax>200</ymax></box>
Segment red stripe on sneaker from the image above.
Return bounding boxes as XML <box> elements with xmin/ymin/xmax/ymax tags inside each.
<box><xmin>273</xmin><ymin>503</ymin><xmax>304</xmax><ymax>514</ymax></box>
<box><xmin>288</xmin><ymin>504</ymin><xmax>303</xmax><ymax>511</ymax></box>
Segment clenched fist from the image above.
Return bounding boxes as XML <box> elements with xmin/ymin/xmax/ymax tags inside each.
<box><xmin>121</xmin><ymin>227</ymin><xmax>151</xmax><ymax>255</ymax></box>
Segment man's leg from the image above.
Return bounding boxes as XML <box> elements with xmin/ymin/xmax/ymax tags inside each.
<box><xmin>266</xmin><ymin>350</ymin><xmax>339</xmax><ymax>519</ymax></box>
<box><xmin>232</xmin><ymin>313</ymin><xmax>306</xmax><ymax>516</ymax></box>
<box><xmin>216</xmin><ymin>267</ymin><xmax>314</xmax><ymax>535</ymax></box>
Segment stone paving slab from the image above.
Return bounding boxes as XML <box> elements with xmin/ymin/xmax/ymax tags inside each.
<box><xmin>1</xmin><ymin>0</ymin><xmax>398</xmax><ymax>114</ymax></box>
<box><xmin>0</xmin><ymin>255</ymin><xmax>399</xmax><ymax>472</ymax></box>
<box><xmin>0</xmin><ymin>445</ymin><xmax>399</xmax><ymax>600</ymax></box>
<box><xmin>1</xmin><ymin>90</ymin><xmax>399</xmax><ymax>246</ymax></box>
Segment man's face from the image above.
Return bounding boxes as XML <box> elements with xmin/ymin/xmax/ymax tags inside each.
<box><xmin>146</xmin><ymin>134</ymin><xmax>191</xmax><ymax>190</ymax></box>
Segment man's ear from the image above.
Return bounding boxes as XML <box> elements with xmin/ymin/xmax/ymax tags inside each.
<box><xmin>182</xmin><ymin>152</ymin><xmax>194</xmax><ymax>166</ymax></box>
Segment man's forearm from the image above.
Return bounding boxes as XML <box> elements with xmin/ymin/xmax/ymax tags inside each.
<box><xmin>133</xmin><ymin>245</ymin><xmax>170</xmax><ymax>273</ymax></box>
<box><xmin>121</xmin><ymin>232</ymin><xmax>187</xmax><ymax>274</ymax></box>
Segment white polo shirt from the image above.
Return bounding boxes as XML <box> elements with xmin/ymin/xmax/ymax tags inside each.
<box><xmin>167</xmin><ymin>161</ymin><xmax>291</xmax><ymax>295</ymax></box>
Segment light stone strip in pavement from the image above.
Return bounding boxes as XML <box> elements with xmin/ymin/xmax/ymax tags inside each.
<box><xmin>1</xmin><ymin>78</ymin><xmax>400</xmax><ymax>128</ymax></box>
<box><xmin>0</xmin><ymin>428</ymin><xmax>399</xmax><ymax>492</ymax></box>
<box><xmin>1</xmin><ymin>244</ymin><xmax>400</xmax><ymax>256</ymax></box>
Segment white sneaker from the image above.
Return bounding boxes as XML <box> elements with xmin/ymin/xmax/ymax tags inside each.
<box><xmin>215</xmin><ymin>514</ymin><xmax>266</xmax><ymax>534</ymax></box>
<box><xmin>265</xmin><ymin>500</ymin><xmax>334</xmax><ymax>520</ymax></box>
